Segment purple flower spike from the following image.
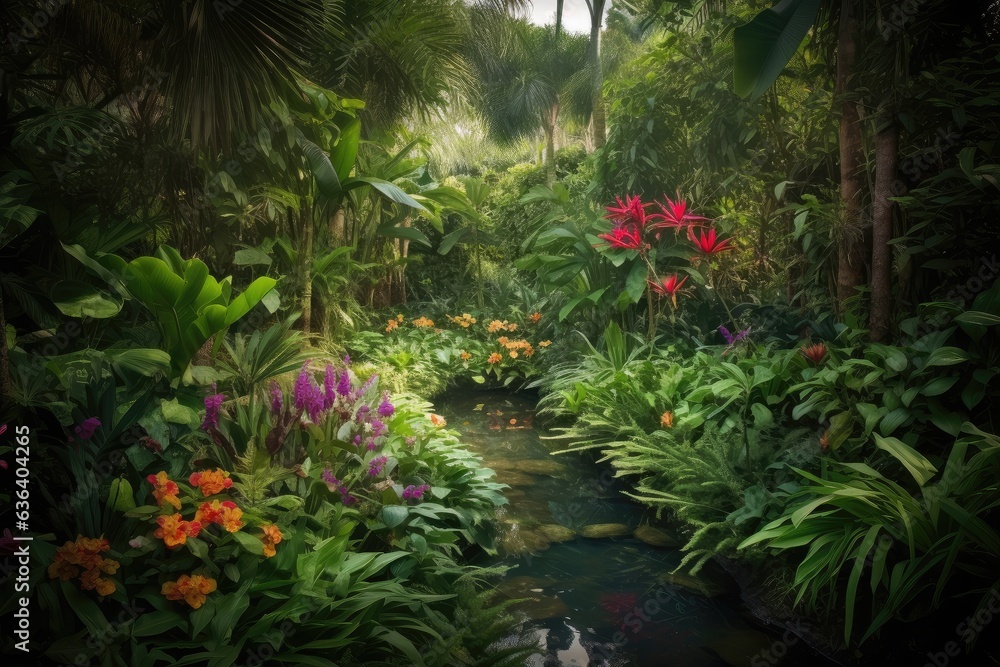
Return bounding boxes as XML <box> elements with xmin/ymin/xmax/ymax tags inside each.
<box><xmin>337</xmin><ymin>370</ymin><xmax>351</xmax><ymax>396</ymax></box>
<box><xmin>269</xmin><ymin>382</ymin><xmax>283</xmax><ymax>415</ymax></box>
<box><xmin>74</xmin><ymin>417</ymin><xmax>103</xmax><ymax>440</ymax></box>
<box><xmin>378</xmin><ymin>392</ymin><xmax>395</xmax><ymax>418</ymax></box>
<box><xmin>323</xmin><ymin>365</ymin><xmax>337</xmax><ymax>408</ymax></box>
<box><xmin>201</xmin><ymin>385</ymin><xmax>225</xmax><ymax>431</ymax></box>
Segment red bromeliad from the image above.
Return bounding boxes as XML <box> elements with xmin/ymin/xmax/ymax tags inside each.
<box><xmin>690</xmin><ymin>227</ymin><xmax>734</xmax><ymax>255</ymax></box>
<box><xmin>649</xmin><ymin>196</ymin><xmax>708</xmax><ymax>230</ymax></box>
<box><xmin>648</xmin><ymin>273</ymin><xmax>688</xmax><ymax>308</ymax></box>
<box><xmin>604</xmin><ymin>194</ymin><xmax>650</xmax><ymax>230</ymax></box>
<box><xmin>597</xmin><ymin>224</ymin><xmax>644</xmax><ymax>250</ymax></box>
<box><xmin>801</xmin><ymin>342</ymin><xmax>828</xmax><ymax>364</ymax></box>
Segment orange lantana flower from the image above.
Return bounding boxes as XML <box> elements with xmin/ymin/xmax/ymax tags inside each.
<box><xmin>529</xmin><ymin>312</ymin><xmax>541</xmax><ymax>323</ymax></box>
<box><xmin>385</xmin><ymin>319</ymin><xmax>399</xmax><ymax>333</ymax></box>
<box><xmin>162</xmin><ymin>574</ymin><xmax>217</xmax><ymax>609</ymax></box>
<box><xmin>189</xmin><ymin>469</ymin><xmax>233</xmax><ymax>497</ymax></box>
<box><xmin>487</xmin><ymin>352</ymin><xmax>502</xmax><ymax>364</ymax></box>
<box><xmin>660</xmin><ymin>411</ymin><xmax>675</xmax><ymax>429</ymax></box>
<box><xmin>428</xmin><ymin>414</ymin><xmax>447</xmax><ymax>428</ymax></box>
<box><xmin>147</xmin><ymin>471</ymin><xmax>181</xmax><ymax>510</ymax></box>
<box><xmin>154</xmin><ymin>514</ymin><xmax>202</xmax><ymax>548</ymax></box>
<box><xmin>539</xmin><ymin>340</ymin><xmax>552</xmax><ymax>347</ymax></box>
<box><xmin>460</xmin><ymin>351</ymin><xmax>471</xmax><ymax>361</ymax></box>
<box><xmin>260</xmin><ymin>524</ymin><xmax>283</xmax><ymax>558</ymax></box>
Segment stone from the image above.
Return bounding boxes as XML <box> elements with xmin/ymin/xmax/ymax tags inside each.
<box><xmin>579</xmin><ymin>523</ymin><xmax>632</xmax><ymax>539</ymax></box>
<box><xmin>633</xmin><ymin>525</ymin><xmax>679</xmax><ymax>548</ymax></box>
<box><xmin>537</xmin><ymin>524</ymin><xmax>576</xmax><ymax>542</ymax></box>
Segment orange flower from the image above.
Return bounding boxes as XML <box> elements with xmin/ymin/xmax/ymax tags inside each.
<box><xmin>529</xmin><ymin>312</ymin><xmax>541</xmax><ymax>323</ymax></box>
<box><xmin>147</xmin><ymin>471</ymin><xmax>181</xmax><ymax>510</ymax></box>
<box><xmin>385</xmin><ymin>319</ymin><xmax>399</xmax><ymax>333</ymax></box>
<box><xmin>487</xmin><ymin>320</ymin><xmax>505</xmax><ymax>333</ymax></box>
<box><xmin>396</xmin><ymin>314</ymin><xmax>404</xmax><ymax>322</ymax></box>
<box><xmin>412</xmin><ymin>316</ymin><xmax>435</xmax><ymax>328</ymax></box>
<box><xmin>509</xmin><ymin>350</ymin><xmax>518</xmax><ymax>358</ymax></box>
<box><xmin>660</xmin><ymin>411</ymin><xmax>674</xmax><ymax>429</ymax></box>
<box><xmin>260</xmin><ymin>524</ymin><xmax>283</xmax><ymax>558</ymax></box>
<box><xmin>507</xmin><ymin>323</ymin><xmax>518</xmax><ymax>332</ymax></box>
<box><xmin>497</xmin><ymin>336</ymin><xmax>509</xmax><ymax>346</ymax></box>
<box><xmin>487</xmin><ymin>352</ymin><xmax>502</xmax><ymax>364</ymax></box>
<box><xmin>460</xmin><ymin>351</ymin><xmax>471</xmax><ymax>361</ymax></box>
<box><xmin>154</xmin><ymin>514</ymin><xmax>202</xmax><ymax>548</ymax></box>
<box><xmin>539</xmin><ymin>340</ymin><xmax>552</xmax><ymax>347</ymax></box>
<box><xmin>194</xmin><ymin>500</ymin><xmax>244</xmax><ymax>533</ymax></box>
<box><xmin>47</xmin><ymin>535</ymin><xmax>119</xmax><ymax>596</ymax></box>
<box><xmin>189</xmin><ymin>469</ymin><xmax>233</xmax><ymax>497</ymax></box>
<box><xmin>162</xmin><ymin>574</ymin><xmax>217</xmax><ymax>609</ymax></box>
<box><xmin>428</xmin><ymin>414</ymin><xmax>447</xmax><ymax>428</ymax></box>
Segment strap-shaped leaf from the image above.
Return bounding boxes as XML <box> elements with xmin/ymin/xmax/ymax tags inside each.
<box><xmin>733</xmin><ymin>0</ymin><xmax>822</xmax><ymax>100</ymax></box>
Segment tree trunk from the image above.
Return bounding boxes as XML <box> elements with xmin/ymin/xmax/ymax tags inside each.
<box><xmin>544</xmin><ymin>104</ymin><xmax>559</xmax><ymax>186</ymax></box>
<box><xmin>300</xmin><ymin>206</ymin><xmax>314</xmax><ymax>334</ymax></box>
<box><xmin>835</xmin><ymin>0</ymin><xmax>866</xmax><ymax>306</ymax></box>
<box><xmin>329</xmin><ymin>206</ymin><xmax>346</xmax><ymax>245</ymax></box>
<box><xmin>870</xmin><ymin>122</ymin><xmax>898</xmax><ymax>342</ymax></box>
<box><xmin>589</xmin><ymin>1</ymin><xmax>607</xmax><ymax>149</ymax></box>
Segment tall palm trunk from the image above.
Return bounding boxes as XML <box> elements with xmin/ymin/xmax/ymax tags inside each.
<box><xmin>835</xmin><ymin>0</ymin><xmax>866</xmax><ymax>305</ymax></box>
<box><xmin>300</xmin><ymin>205</ymin><xmax>314</xmax><ymax>334</ymax></box>
<box><xmin>544</xmin><ymin>103</ymin><xmax>559</xmax><ymax>186</ymax></box>
<box><xmin>870</xmin><ymin>122</ymin><xmax>898</xmax><ymax>341</ymax></box>
<box><xmin>588</xmin><ymin>0</ymin><xmax>607</xmax><ymax>149</ymax></box>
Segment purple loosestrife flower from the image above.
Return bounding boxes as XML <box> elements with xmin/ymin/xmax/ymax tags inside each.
<box><xmin>353</xmin><ymin>434</ymin><xmax>363</xmax><ymax>446</ymax></box>
<box><xmin>377</xmin><ymin>393</ymin><xmax>395</xmax><ymax>418</ymax></box>
<box><xmin>339</xmin><ymin>489</ymin><xmax>357</xmax><ymax>506</ymax></box>
<box><xmin>321</xmin><ymin>469</ymin><xmax>340</xmax><ymax>486</ymax></box>
<box><xmin>402</xmin><ymin>484</ymin><xmax>431</xmax><ymax>501</ymax></box>
<box><xmin>269</xmin><ymin>382</ymin><xmax>283</xmax><ymax>415</ymax></box>
<box><xmin>368</xmin><ymin>455</ymin><xmax>388</xmax><ymax>477</ymax></box>
<box><xmin>201</xmin><ymin>385</ymin><xmax>224</xmax><ymax>431</ymax></box>
<box><xmin>366</xmin><ymin>438</ymin><xmax>378</xmax><ymax>452</ymax></box>
<box><xmin>343</xmin><ymin>354</ymin><xmax>351</xmax><ymax>365</ymax></box>
<box><xmin>370</xmin><ymin>419</ymin><xmax>386</xmax><ymax>438</ymax></box>
<box><xmin>74</xmin><ymin>417</ymin><xmax>103</xmax><ymax>440</ymax></box>
<box><xmin>293</xmin><ymin>363</ymin><xmax>313</xmax><ymax>411</ymax></box>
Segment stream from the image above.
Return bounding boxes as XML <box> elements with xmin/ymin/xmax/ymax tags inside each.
<box><xmin>437</xmin><ymin>389</ymin><xmax>837</xmax><ymax>667</ymax></box>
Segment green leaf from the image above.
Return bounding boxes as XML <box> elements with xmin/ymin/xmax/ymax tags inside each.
<box><xmin>625</xmin><ymin>261</ymin><xmax>648</xmax><ymax>303</ymax></box>
<box><xmin>345</xmin><ymin>176</ymin><xmax>426</xmax><ymax>211</ymax></box>
<box><xmin>923</xmin><ymin>347</ymin><xmax>969</xmax><ymax>368</ymax></box>
<box><xmin>733</xmin><ymin>0</ymin><xmax>822</xmax><ymax>100</ymax></box>
<box><xmin>873</xmin><ymin>434</ymin><xmax>938</xmax><ymax>487</ymax></box>
<box><xmin>378</xmin><ymin>224</ymin><xmax>431</xmax><ymax>248</ymax></box>
<box><xmin>50</xmin><ymin>280</ymin><xmax>123</xmax><ymax>319</ymax></box>
<box><xmin>954</xmin><ymin>310</ymin><xmax>1000</xmax><ymax>326</ymax></box>
<box><xmin>233</xmin><ymin>248</ymin><xmax>272</xmax><ymax>266</ymax></box>
<box><xmin>437</xmin><ymin>227</ymin><xmax>470</xmax><ymax>255</ymax></box>
<box><xmin>132</xmin><ymin>610</ymin><xmax>186</xmax><ymax>637</ymax></box>
<box><xmin>750</xmin><ymin>402</ymin><xmax>773</xmax><ymax>428</ymax></box>
<box><xmin>232</xmin><ymin>531</ymin><xmax>265</xmax><ymax>555</ymax></box>
<box><xmin>382</xmin><ymin>505</ymin><xmax>409</xmax><ymax>528</ymax></box>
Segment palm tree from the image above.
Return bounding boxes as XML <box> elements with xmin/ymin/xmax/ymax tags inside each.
<box><xmin>466</xmin><ymin>8</ymin><xmax>589</xmax><ymax>184</ymax></box>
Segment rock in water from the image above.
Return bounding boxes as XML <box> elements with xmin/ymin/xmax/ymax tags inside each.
<box><xmin>634</xmin><ymin>524</ymin><xmax>679</xmax><ymax>548</ymax></box>
<box><xmin>537</xmin><ymin>524</ymin><xmax>576</xmax><ymax>542</ymax></box>
<box><xmin>579</xmin><ymin>523</ymin><xmax>632</xmax><ymax>538</ymax></box>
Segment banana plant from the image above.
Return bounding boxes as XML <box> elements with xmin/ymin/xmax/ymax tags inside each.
<box><xmin>437</xmin><ymin>177</ymin><xmax>492</xmax><ymax>310</ymax></box>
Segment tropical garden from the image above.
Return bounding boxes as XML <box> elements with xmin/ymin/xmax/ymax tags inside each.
<box><xmin>2</xmin><ymin>0</ymin><xmax>1000</xmax><ymax>665</ymax></box>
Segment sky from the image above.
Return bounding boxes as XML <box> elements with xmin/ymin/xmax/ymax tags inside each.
<box><xmin>526</xmin><ymin>0</ymin><xmax>611</xmax><ymax>34</ymax></box>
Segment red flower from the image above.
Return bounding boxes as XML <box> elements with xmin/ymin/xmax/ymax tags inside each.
<box><xmin>597</xmin><ymin>224</ymin><xmax>643</xmax><ymax>250</ymax></box>
<box><xmin>648</xmin><ymin>196</ymin><xmax>708</xmax><ymax>230</ymax></box>
<box><xmin>689</xmin><ymin>227</ymin><xmax>734</xmax><ymax>255</ymax></box>
<box><xmin>648</xmin><ymin>274</ymin><xmax>688</xmax><ymax>308</ymax></box>
<box><xmin>604</xmin><ymin>195</ymin><xmax>650</xmax><ymax>229</ymax></box>
<box><xmin>801</xmin><ymin>343</ymin><xmax>828</xmax><ymax>364</ymax></box>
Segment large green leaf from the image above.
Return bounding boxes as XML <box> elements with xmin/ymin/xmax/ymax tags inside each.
<box><xmin>733</xmin><ymin>0</ymin><xmax>822</xmax><ymax>100</ymax></box>
<box><xmin>378</xmin><ymin>224</ymin><xmax>431</xmax><ymax>248</ymax></box>
<box><xmin>50</xmin><ymin>280</ymin><xmax>123</xmax><ymax>319</ymax></box>
<box><xmin>873</xmin><ymin>434</ymin><xmax>938</xmax><ymax>487</ymax></box>
<box><xmin>330</xmin><ymin>114</ymin><xmax>361</xmax><ymax>183</ymax></box>
<box><xmin>438</xmin><ymin>227</ymin><xmax>471</xmax><ymax>255</ymax></box>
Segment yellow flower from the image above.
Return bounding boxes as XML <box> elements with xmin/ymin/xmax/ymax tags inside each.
<box><xmin>539</xmin><ymin>340</ymin><xmax>552</xmax><ymax>347</ymax></box>
<box><xmin>147</xmin><ymin>471</ymin><xmax>181</xmax><ymax>510</ymax></box>
<box><xmin>385</xmin><ymin>319</ymin><xmax>399</xmax><ymax>333</ymax></box>
<box><xmin>460</xmin><ymin>351</ymin><xmax>471</xmax><ymax>361</ymax></box>
<box><xmin>397</xmin><ymin>314</ymin><xmax>404</xmax><ymax>322</ymax></box>
<box><xmin>413</xmin><ymin>316</ymin><xmax>435</xmax><ymax>328</ymax></box>
<box><xmin>154</xmin><ymin>514</ymin><xmax>202</xmax><ymax>548</ymax></box>
<box><xmin>47</xmin><ymin>535</ymin><xmax>119</xmax><ymax>597</ymax></box>
<box><xmin>509</xmin><ymin>350</ymin><xmax>518</xmax><ymax>358</ymax></box>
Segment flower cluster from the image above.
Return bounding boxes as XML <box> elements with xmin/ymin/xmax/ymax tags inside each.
<box><xmin>47</xmin><ymin>536</ymin><xmax>119</xmax><ymax>596</ymax></box>
<box><xmin>385</xmin><ymin>319</ymin><xmax>399</xmax><ymax>333</ymax></box>
<box><xmin>660</xmin><ymin>411</ymin><xmax>675</xmax><ymax>429</ymax></box>
<box><xmin>154</xmin><ymin>514</ymin><xmax>202</xmax><ymax>548</ymax></box>
<box><xmin>260</xmin><ymin>525</ymin><xmax>282</xmax><ymax>558</ymax></box>
<box><xmin>538</xmin><ymin>340</ymin><xmax>552</xmax><ymax>348</ymax></box>
<box><xmin>801</xmin><ymin>342</ymin><xmax>828</xmax><ymax>364</ymax></box>
<box><xmin>486</xmin><ymin>319</ymin><xmax>517</xmax><ymax>333</ymax></box>
<box><xmin>497</xmin><ymin>337</ymin><xmax>535</xmax><ymax>358</ymax></box>
<box><xmin>460</xmin><ymin>350</ymin><xmax>472</xmax><ymax>361</ymax></box>
<box><xmin>189</xmin><ymin>468</ymin><xmax>234</xmax><ymax>497</ymax></box>
<box><xmin>528</xmin><ymin>312</ymin><xmax>541</xmax><ymax>323</ymax></box>
<box><xmin>73</xmin><ymin>417</ymin><xmax>102</xmax><ymax>441</ymax></box>
<box><xmin>428</xmin><ymin>414</ymin><xmax>447</xmax><ymax>428</ymax></box>
<box><xmin>194</xmin><ymin>500</ymin><xmax>243</xmax><ymax>533</ymax></box>
<box><xmin>449</xmin><ymin>313</ymin><xmax>477</xmax><ymax>328</ymax></box>
<box><xmin>368</xmin><ymin>455</ymin><xmax>388</xmax><ymax>477</ymax></box>
<box><xmin>201</xmin><ymin>385</ymin><xmax>225</xmax><ymax>431</ymax></box>
<box><xmin>401</xmin><ymin>484</ymin><xmax>431</xmax><ymax>501</ymax></box>
<box><xmin>147</xmin><ymin>471</ymin><xmax>181</xmax><ymax>510</ymax></box>
<box><xmin>487</xmin><ymin>352</ymin><xmax>502</xmax><ymax>364</ymax></box>
<box><xmin>162</xmin><ymin>574</ymin><xmax>217</xmax><ymax>609</ymax></box>
<box><xmin>412</xmin><ymin>316</ymin><xmax>435</xmax><ymax>328</ymax></box>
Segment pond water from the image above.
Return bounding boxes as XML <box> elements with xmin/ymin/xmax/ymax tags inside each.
<box><xmin>436</xmin><ymin>389</ymin><xmax>838</xmax><ymax>667</ymax></box>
